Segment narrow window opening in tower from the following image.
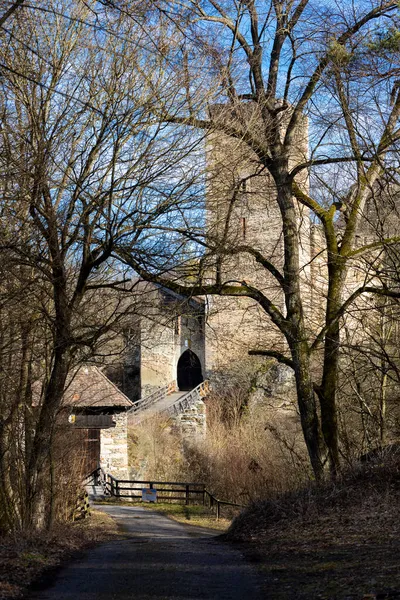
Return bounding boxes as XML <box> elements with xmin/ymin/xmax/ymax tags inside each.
<box><xmin>241</xmin><ymin>217</ymin><xmax>247</xmax><ymax>239</ymax></box>
<box><xmin>174</xmin><ymin>316</ymin><xmax>180</xmax><ymax>335</ymax></box>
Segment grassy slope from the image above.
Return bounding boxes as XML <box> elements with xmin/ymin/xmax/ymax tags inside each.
<box><xmin>140</xmin><ymin>502</ymin><xmax>231</xmax><ymax>531</ymax></box>
<box><xmin>226</xmin><ymin>455</ymin><xmax>400</xmax><ymax>599</ymax></box>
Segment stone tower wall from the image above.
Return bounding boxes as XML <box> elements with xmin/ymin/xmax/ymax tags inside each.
<box><xmin>139</xmin><ymin>288</ymin><xmax>205</xmax><ymax>397</ymax></box>
<box><xmin>205</xmin><ymin>103</ymin><xmax>311</xmax><ymax>372</ymax></box>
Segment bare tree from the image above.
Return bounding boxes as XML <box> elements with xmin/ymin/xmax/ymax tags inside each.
<box><xmin>0</xmin><ymin>1</ymin><xmax>25</xmax><ymax>27</ymax></box>
<box><xmin>116</xmin><ymin>0</ymin><xmax>400</xmax><ymax>479</ymax></box>
<box><xmin>335</xmin><ymin>181</ymin><xmax>400</xmax><ymax>456</ymax></box>
<box><xmin>0</xmin><ymin>0</ymin><xmax>201</xmax><ymax>529</ymax></box>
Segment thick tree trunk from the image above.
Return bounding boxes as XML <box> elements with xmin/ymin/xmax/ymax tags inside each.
<box><xmin>17</xmin><ymin>322</ymin><xmax>34</xmax><ymax>528</ymax></box>
<box><xmin>24</xmin><ymin>347</ymin><xmax>70</xmax><ymax>529</ymax></box>
<box><xmin>275</xmin><ymin>174</ymin><xmax>325</xmax><ymax>479</ymax></box>
<box><xmin>319</xmin><ymin>322</ymin><xmax>341</xmax><ymax>476</ymax></box>
<box><xmin>290</xmin><ymin>338</ymin><xmax>325</xmax><ymax>480</ymax></box>
<box><xmin>318</xmin><ymin>254</ymin><xmax>345</xmax><ymax>476</ymax></box>
<box><xmin>0</xmin><ymin>316</ymin><xmax>34</xmax><ymax>530</ymax></box>
<box><xmin>0</xmin><ymin>429</ymin><xmax>17</xmax><ymax>531</ymax></box>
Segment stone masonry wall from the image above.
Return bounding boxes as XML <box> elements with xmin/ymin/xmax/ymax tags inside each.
<box><xmin>100</xmin><ymin>411</ymin><xmax>129</xmax><ymax>478</ymax></box>
<box><xmin>172</xmin><ymin>399</ymin><xmax>207</xmax><ymax>439</ymax></box>
<box><xmin>205</xmin><ymin>103</ymin><xmax>311</xmax><ymax>373</ymax></box>
<box><xmin>140</xmin><ymin>289</ymin><xmax>205</xmax><ymax>397</ymax></box>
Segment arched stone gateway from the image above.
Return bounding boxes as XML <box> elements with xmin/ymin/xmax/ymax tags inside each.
<box><xmin>177</xmin><ymin>350</ymin><xmax>203</xmax><ymax>391</ymax></box>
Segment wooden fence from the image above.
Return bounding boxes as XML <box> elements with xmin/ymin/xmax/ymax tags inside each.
<box><xmin>91</xmin><ymin>468</ymin><xmax>244</xmax><ymax>520</ymax></box>
<box><xmin>203</xmin><ymin>489</ymin><xmax>245</xmax><ymax>521</ymax></box>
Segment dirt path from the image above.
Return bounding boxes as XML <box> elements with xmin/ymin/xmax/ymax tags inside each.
<box><xmin>29</xmin><ymin>505</ymin><xmax>264</xmax><ymax>600</ymax></box>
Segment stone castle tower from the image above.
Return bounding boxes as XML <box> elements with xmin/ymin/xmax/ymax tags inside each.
<box><xmin>100</xmin><ymin>102</ymin><xmax>315</xmax><ymax>399</ymax></box>
<box><xmin>204</xmin><ymin>102</ymin><xmax>312</xmax><ymax>375</ymax></box>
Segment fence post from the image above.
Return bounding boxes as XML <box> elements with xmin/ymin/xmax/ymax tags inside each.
<box><xmin>185</xmin><ymin>484</ymin><xmax>190</xmax><ymax>506</ymax></box>
<box><xmin>216</xmin><ymin>501</ymin><xmax>220</xmax><ymax>521</ymax></box>
<box><xmin>115</xmin><ymin>479</ymin><xmax>120</xmax><ymax>498</ymax></box>
<box><xmin>84</xmin><ymin>492</ymin><xmax>90</xmax><ymax>518</ymax></box>
<box><xmin>150</xmin><ymin>482</ymin><xmax>154</xmax><ymax>490</ymax></box>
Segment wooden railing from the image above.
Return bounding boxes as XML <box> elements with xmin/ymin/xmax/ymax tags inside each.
<box><xmin>106</xmin><ymin>474</ymin><xmax>205</xmax><ymax>504</ymax></box>
<box><xmin>89</xmin><ymin>467</ymin><xmax>244</xmax><ymax>520</ymax></box>
<box><xmin>127</xmin><ymin>381</ymin><xmax>176</xmax><ymax>414</ymax></box>
<box><xmin>204</xmin><ymin>490</ymin><xmax>245</xmax><ymax>521</ymax></box>
<box><xmin>164</xmin><ymin>380</ymin><xmax>210</xmax><ymax>417</ymax></box>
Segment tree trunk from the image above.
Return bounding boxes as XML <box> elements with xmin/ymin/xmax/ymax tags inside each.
<box><xmin>25</xmin><ymin>347</ymin><xmax>70</xmax><ymax>529</ymax></box>
<box><xmin>290</xmin><ymin>338</ymin><xmax>325</xmax><ymax>480</ymax></box>
<box><xmin>319</xmin><ymin>321</ymin><xmax>341</xmax><ymax>476</ymax></box>
<box><xmin>379</xmin><ymin>368</ymin><xmax>387</xmax><ymax>445</ymax></box>
<box><xmin>276</xmin><ymin>174</ymin><xmax>325</xmax><ymax>480</ymax></box>
<box><xmin>318</xmin><ymin>255</ymin><xmax>345</xmax><ymax>476</ymax></box>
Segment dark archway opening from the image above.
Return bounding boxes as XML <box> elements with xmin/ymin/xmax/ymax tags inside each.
<box><xmin>177</xmin><ymin>350</ymin><xmax>203</xmax><ymax>391</ymax></box>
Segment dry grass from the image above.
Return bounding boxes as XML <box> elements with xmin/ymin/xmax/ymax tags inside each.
<box><xmin>183</xmin><ymin>412</ymin><xmax>307</xmax><ymax>505</ymax></box>
<box><xmin>0</xmin><ymin>510</ymin><xmax>119</xmax><ymax>600</ymax></box>
<box><xmin>227</xmin><ymin>450</ymin><xmax>400</xmax><ymax>541</ymax></box>
<box><xmin>140</xmin><ymin>502</ymin><xmax>231</xmax><ymax>531</ymax></box>
<box><xmin>128</xmin><ymin>396</ymin><xmax>309</xmax><ymax>506</ymax></box>
<box><xmin>128</xmin><ymin>414</ymin><xmax>188</xmax><ymax>481</ymax></box>
<box><xmin>226</xmin><ymin>451</ymin><xmax>400</xmax><ymax>599</ymax></box>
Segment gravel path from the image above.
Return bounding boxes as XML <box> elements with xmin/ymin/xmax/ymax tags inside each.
<box><xmin>29</xmin><ymin>505</ymin><xmax>265</xmax><ymax>600</ymax></box>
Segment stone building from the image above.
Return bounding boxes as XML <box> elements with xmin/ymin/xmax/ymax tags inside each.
<box><xmin>104</xmin><ymin>283</ymin><xmax>206</xmax><ymax>401</ymax></box>
<box><xmin>67</xmin><ymin>105</ymin><xmax>400</xmax><ymax>476</ymax></box>
<box><xmin>204</xmin><ymin>102</ymin><xmax>311</xmax><ymax>372</ymax></box>
<box><xmin>61</xmin><ymin>286</ymin><xmax>207</xmax><ymax>478</ymax></box>
<box><xmin>103</xmin><ymin>103</ymin><xmax>312</xmax><ymax>396</ymax></box>
<box><xmin>63</xmin><ymin>366</ymin><xmax>132</xmax><ymax>477</ymax></box>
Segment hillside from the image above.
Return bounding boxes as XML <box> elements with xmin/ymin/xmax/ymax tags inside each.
<box><xmin>225</xmin><ymin>452</ymin><xmax>400</xmax><ymax>599</ymax></box>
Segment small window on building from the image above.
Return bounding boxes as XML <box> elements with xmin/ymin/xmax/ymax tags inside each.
<box><xmin>241</xmin><ymin>217</ymin><xmax>247</xmax><ymax>240</ymax></box>
<box><xmin>174</xmin><ymin>316</ymin><xmax>180</xmax><ymax>335</ymax></box>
